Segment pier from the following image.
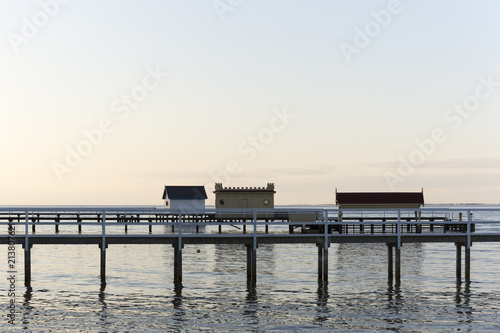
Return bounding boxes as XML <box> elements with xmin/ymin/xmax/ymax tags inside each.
<box><xmin>1</xmin><ymin>206</ymin><xmax>498</xmax><ymax>290</ymax></box>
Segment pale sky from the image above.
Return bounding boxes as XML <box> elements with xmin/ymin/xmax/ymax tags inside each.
<box><xmin>1</xmin><ymin>0</ymin><xmax>500</xmax><ymax>205</ymax></box>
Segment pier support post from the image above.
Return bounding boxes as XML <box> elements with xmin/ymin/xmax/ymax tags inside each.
<box><xmin>24</xmin><ymin>244</ymin><xmax>32</xmax><ymax>287</ymax></box>
<box><xmin>99</xmin><ymin>244</ymin><xmax>107</xmax><ymax>288</ymax></box>
<box><xmin>173</xmin><ymin>244</ymin><xmax>183</xmax><ymax>286</ymax></box>
<box><xmin>465</xmin><ymin>245</ymin><xmax>471</xmax><ymax>283</ymax></box>
<box><xmin>318</xmin><ymin>245</ymin><xmax>323</xmax><ymax>282</ymax></box>
<box><xmin>246</xmin><ymin>244</ymin><xmax>257</xmax><ymax>287</ymax></box>
<box><xmin>456</xmin><ymin>243</ymin><xmax>462</xmax><ymax>281</ymax></box>
<box><xmin>317</xmin><ymin>244</ymin><xmax>329</xmax><ymax>282</ymax></box>
<box><xmin>395</xmin><ymin>246</ymin><xmax>401</xmax><ymax>284</ymax></box>
<box><xmin>323</xmin><ymin>246</ymin><xmax>328</xmax><ymax>282</ymax></box>
<box><xmin>387</xmin><ymin>244</ymin><xmax>393</xmax><ymax>283</ymax></box>
<box><xmin>454</xmin><ymin>242</ymin><xmax>471</xmax><ymax>283</ymax></box>
<box><xmin>387</xmin><ymin>243</ymin><xmax>400</xmax><ymax>285</ymax></box>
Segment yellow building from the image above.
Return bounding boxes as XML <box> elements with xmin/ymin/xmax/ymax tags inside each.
<box><xmin>214</xmin><ymin>183</ymin><xmax>275</xmax><ymax>218</ymax></box>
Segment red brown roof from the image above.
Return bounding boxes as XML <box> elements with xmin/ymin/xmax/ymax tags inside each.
<box><xmin>336</xmin><ymin>192</ymin><xmax>424</xmax><ymax>205</ymax></box>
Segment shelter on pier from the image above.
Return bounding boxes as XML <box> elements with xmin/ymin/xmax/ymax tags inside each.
<box><xmin>335</xmin><ymin>189</ymin><xmax>424</xmax><ymax>209</ymax></box>
<box><xmin>162</xmin><ymin>185</ymin><xmax>207</xmax><ymax>212</ymax></box>
<box><xmin>214</xmin><ymin>183</ymin><xmax>275</xmax><ymax>209</ymax></box>
<box><xmin>214</xmin><ymin>183</ymin><xmax>275</xmax><ymax>218</ymax></box>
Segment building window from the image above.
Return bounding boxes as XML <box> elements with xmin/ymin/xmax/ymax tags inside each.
<box><xmin>220</xmin><ymin>199</ymin><xmax>226</xmax><ymax>205</ymax></box>
<box><xmin>263</xmin><ymin>199</ymin><xmax>270</xmax><ymax>205</ymax></box>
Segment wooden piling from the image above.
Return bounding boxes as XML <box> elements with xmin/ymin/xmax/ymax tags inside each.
<box><xmin>395</xmin><ymin>246</ymin><xmax>401</xmax><ymax>284</ymax></box>
<box><xmin>318</xmin><ymin>245</ymin><xmax>323</xmax><ymax>282</ymax></box>
<box><xmin>99</xmin><ymin>244</ymin><xmax>107</xmax><ymax>288</ymax></box>
<box><xmin>323</xmin><ymin>246</ymin><xmax>328</xmax><ymax>282</ymax></box>
<box><xmin>246</xmin><ymin>244</ymin><xmax>256</xmax><ymax>287</ymax></box>
<box><xmin>24</xmin><ymin>244</ymin><xmax>32</xmax><ymax>287</ymax></box>
<box><xmin>173</xmin><ymin>244</ymin><xmax>183</xmax><ymax>285</ymax></box>
<box><xmin>465</xmin><ymin>246</ymin><xmax>471</xmax><ymax>283</ymax></box>
<box><xmin>317</xmin><ymin>244</ymin><xmax>328</xmax><ymax>282</ymax></box>
<box><xmin>456</xmin><ymin>243</ymin><xmax>462</xmax><ymax>280</ymax></box>
<box><xmin>387</xmin><ymin>244</ymin><xmax>393</xmax><ymax>282</ymax></box>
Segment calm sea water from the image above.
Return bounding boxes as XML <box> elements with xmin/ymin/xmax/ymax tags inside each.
<box><xmin>2</xmin><ymin>205</ymin><xmax>500</xmax><ymax>332</ymax></box>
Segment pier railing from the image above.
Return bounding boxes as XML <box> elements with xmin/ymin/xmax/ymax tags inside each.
<box><xmin>1</xmin><ymin>206</ymin><xmax>499</xmax><ymax>239</ymax></box>
<box><xmin>2</xmin><ymin>206</ymin><xmax>500</xmax><ymax>287</ymax></box>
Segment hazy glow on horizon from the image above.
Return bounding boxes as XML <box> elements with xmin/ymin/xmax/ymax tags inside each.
<box><xmin>1</xmin><ymin>1</ymin><xmax>500</xmax><ymax>205</ymax></box>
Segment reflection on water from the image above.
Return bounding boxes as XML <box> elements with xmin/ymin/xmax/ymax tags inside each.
<box><xmin>213</xmin><ymin>243</ymin><xmax>277</xmax><ymax>277</ymax></box>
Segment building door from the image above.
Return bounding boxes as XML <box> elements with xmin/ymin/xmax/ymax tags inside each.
<box><xmin>240</xmin><ymin>198</ymin><xmax>248</xmax><ymax>208</ymax></box>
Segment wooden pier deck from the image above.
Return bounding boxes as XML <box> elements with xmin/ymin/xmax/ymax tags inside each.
<box><xmin>1</xmin><ymin>206</ymin><xmax>499</xmax><ymax>290</ymax></box>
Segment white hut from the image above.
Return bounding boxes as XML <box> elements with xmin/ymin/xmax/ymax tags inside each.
<box><xmin>162</xmin><ymin>185</ymin><xmax>207</xmax><ymax>213</ymax></box>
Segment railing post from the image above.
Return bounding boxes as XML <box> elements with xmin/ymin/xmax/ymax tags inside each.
<box><xmin>178</xmin><ymin>212</ymin><xmax>183</xmax><ymax>252</ymax></box>
<box><xmin>32</xmin><ymin>213</ymin><xmax>37</xmax><ymax>233</ymax></box>
<box><xmin>253</xmin><ymin>211</ymin><xmax>257</xmax><ymax>252</ymax></box>
<box><xmin>77</xmin><ymin>213</ymin><xmax>82</xmax><ymax>233</ymax></box>
<box><xmin>25</xmin><ymin>210</ymin><xmax>29</xmax><ymax>253</ymax></box>
<box><xmin>467</xmin><ymin>210</ymin><xmax>471</xmax><ymax>249</ymax></box>
<box><xmin>324</xmin><ymin>210</ymin><xmax>328</xmax><ymax>248</ymax></box>
<box><xmin>55</xmin><ymin>213</ymin><xmax>60</xmax><ymax>233</ymax></box>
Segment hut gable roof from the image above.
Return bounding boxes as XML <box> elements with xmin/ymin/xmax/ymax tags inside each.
<box><xmin>162</xmin><ymin>186</ymin><xmax>208</xmax><ymax>200</ymax></box>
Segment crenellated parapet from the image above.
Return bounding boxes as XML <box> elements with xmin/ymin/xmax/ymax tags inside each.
<box><xmin>214</xmin><ymin>183</ymin><xmax>275</xmax><ymax>192</ymax></box>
